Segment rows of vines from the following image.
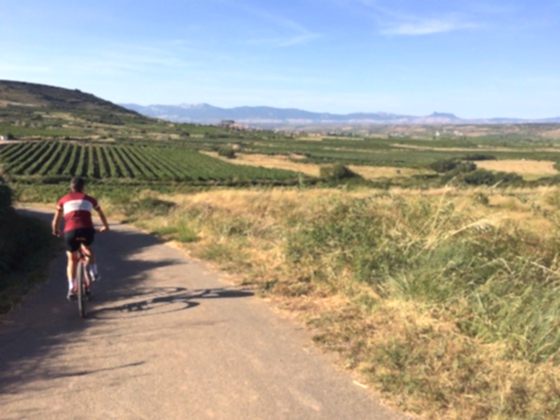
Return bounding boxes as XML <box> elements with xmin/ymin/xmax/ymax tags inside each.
<box><xmin>0</xmin><ymin>141</ymin><xmax>299</xmax><ymax>183</ymax></box>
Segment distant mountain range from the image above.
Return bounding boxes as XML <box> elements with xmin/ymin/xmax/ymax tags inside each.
<box><xmin>121</xmin><ymin>103</ymin><xmax>560</xmax><ymax>126</ymax></box>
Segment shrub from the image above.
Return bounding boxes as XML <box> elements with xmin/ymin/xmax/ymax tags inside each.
<box><xmin>463</xmin><ymin>154</ymin><xmax>497</xmax><ymax>161</ymax></box>
<box><xmin>430</xmin><ymin>159</ymin><xmax>476</xmax><ymax>173</ymax></box>
<box><xmin>320</xmin><ymin>164</ymin><xmax>360</xmax><ymax>180</ymax></box>
<box><xmin>462</xmin><ymin>169</ymin><xmax>523</xmax><ymax>186</ymax></box>
<box><xmin>217</xmin><ymin>147</ymin><xmax>236</xmax><ymax>159</ymax></box>
<box><xmin>430</xmin><ymin>159</ymin><xmax>460</xmax><ymax>173</ymax></box>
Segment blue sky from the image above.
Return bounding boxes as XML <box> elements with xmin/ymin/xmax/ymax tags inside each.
<box><xmin>1</xmin><ymin>0</ymin><xmax>559</xmax><ymax>118</ymax></box>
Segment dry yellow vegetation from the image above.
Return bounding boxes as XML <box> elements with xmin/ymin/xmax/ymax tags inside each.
<box><xmin>475</xmin><ymin>159</ymin><xmax>558</xmax><ymax>178</ymax></box>
<box><xmin>393</xmin><ymin>143</ymin><xmax>560</xmax><ymax>154</ymax></box>
<box><xmin>348</xmin><ymin>165</ymin><xmax>432</xmax><ymax>179</ymax></box>
<box><xmin>203</xmin><ymin>151</ymin><xmax>321</xmax><ymax>176</ymax></box>
<box><xmin>125</xmin><ymin>186</ymin><xmax>560</xmax><ymax>419</ymax></box>
<box><xmin>541</xmin><ymin>128</ymin><xmax>560</xmax><ymax>139</ymax></box>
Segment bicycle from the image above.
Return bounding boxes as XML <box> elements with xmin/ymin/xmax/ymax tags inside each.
<box><xmin>75</xmin><ymin>243</ymin><xmax>93</xmax><ymax>319</ymax></box>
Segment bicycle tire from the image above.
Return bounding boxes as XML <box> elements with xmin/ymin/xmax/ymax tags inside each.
<box><xmin>77</xmin><ymin>260</ymin><xmax>87</xmax><ymax>319</ymax></box>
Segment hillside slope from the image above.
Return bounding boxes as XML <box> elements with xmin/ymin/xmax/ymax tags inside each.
<box><xmin>0</xmin><ymin>80</ymin><xmax>140</xmax><ymax>118</ymax></box>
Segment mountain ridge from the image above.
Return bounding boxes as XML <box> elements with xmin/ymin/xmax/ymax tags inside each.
<box><xmin>121</xmin><ymin>103</ymin><xmax>560</xmax><ymax>126</ymax></box>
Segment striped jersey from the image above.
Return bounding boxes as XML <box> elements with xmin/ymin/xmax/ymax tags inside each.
<box><xmin>56</xmin><ymin>192</ymin><xmax>99</xmax><ymax>232</ymax></box>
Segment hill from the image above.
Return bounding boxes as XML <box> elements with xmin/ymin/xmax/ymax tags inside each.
<box><xmin>0</xmin><ymin>80</ymin><xmax>189</xmax><ymax>140</ymax></box>
<box><xmin>0</xmin><ymin>80</ymin><xmax>257</xmax><ymax>141</ymax></box>
<box><xmin>0</xmin><ymin>80</ymin><xmax>140</xmax><ymax>117</ymax></box>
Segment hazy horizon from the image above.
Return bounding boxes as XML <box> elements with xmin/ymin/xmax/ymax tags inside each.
<box><xmin>122</xmin><ymin>101</ymin><xmax>559</xmax><ymax>120</ymax></box>
<box><xmin>1</xmin><ymin>1</ymin><xmax>559</xmax><ymax>119</ymax></box>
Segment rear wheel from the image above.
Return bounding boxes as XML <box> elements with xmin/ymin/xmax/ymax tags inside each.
<box><xmin>77</xmin><ymin>260</ymin><xmax>87</xmax><ymax>319</ymax></box>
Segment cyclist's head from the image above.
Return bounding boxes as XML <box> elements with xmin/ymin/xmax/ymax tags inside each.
<box><xmin>70</xmin><ymin>177</ymin><xmax>85</xmax><ymax>193</ymax></box>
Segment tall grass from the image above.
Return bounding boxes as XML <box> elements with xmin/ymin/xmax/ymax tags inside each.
<box><xmin>288</xmin><ymin>196</ymin><xmax>560</xmax><ymax>363</ymax></box>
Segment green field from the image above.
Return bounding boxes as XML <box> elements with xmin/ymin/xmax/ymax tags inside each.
<box><xmin>188</xmin><ymin>134</ymin><xmax>560</xmax><ymax>167</ymax></box>
<box><xmin>0</xmin><ymin>141</ymin><xmax>300</xmax><ymax>184</ymax></box>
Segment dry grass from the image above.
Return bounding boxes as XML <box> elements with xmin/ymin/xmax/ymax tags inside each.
<box><xmin>203</xmin><ymin>151</ymin><xmax>321</xmax><ymax>176</ymax></box>
<box><xmin>125</xmin><ymin>186</ymin><xmax>560</xmax><ymax>419</ymax></box>
<box><xmin>475</xmin><ymin>159</ymin><xmax>558</xmax><ymax>179</ymax></box>
<box><xmin>349</xmin><ymin>165</ymin><xmax>433</xmax><ymax>179</ymax></box>
<box><xmin>393</xmin><ymin>143</ymin><xmax>560</xmax><ymax>154</ymax></box>
<box><xmin>296</xmin><ymin>135</ymin><xmax>325</xmax><ymax>141</ymax></box>
<box><xmin>542</xmin><ymin>128</ymin><xmax>560</xmax><ymax>139</ymax></box>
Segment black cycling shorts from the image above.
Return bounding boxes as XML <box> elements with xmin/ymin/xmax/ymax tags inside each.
<box><xmin>64</xmin><ymin>228</ymin><xmax>95</xmax><ymax>252</ymax></box>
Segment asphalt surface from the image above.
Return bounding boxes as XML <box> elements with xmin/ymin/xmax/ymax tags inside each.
<box><xmin>0</xmin><ymin>209</ymin><xmax>404</xmax><ymax>420</ymax></box>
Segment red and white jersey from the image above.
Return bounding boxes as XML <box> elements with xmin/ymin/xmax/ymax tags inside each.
<box><xmin>56</xmin><ymin>192</ymin><xmax>99</xmax><ymax>232</ymax></box>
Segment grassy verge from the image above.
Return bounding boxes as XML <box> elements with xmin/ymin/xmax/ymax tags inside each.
<box><xmin>13</xmin><ymin>183</ymin><xmax>560</xmax><ymax>417</ymax></box>
<box><xmin>0</xmin><ymin>185</ymin><xmax>57</xmax><ymax>314</ymax></box>
<box><xmin>115</xmin><ymin>187</ymin><xmax>560</xmax><ymax>419</ymax></box>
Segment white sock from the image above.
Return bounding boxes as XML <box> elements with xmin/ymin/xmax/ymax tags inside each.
<box><xmin>68</xmin><ymin>278</ymin><xmax>76</xmax><ymax>291</ymax></box>
<box><xmin>90</xmin><ymin>264</ymin><xmax>98</xmax><ymax>276</ymax></box>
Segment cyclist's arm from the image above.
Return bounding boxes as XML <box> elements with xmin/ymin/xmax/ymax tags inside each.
<box><xmin>95</xmin><ymin>206</ymin><xmax>110</xmax><ymax>232</ymax></box>
<box><xmin>52</xmin><ymin>207</ymin><xmax>63</xmax><ymax>236</ymax></box>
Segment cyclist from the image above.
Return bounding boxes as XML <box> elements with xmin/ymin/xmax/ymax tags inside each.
<box><xmin>52</xmin><ymin>177</ymin><xmax>109</xmax><ymax>300</ymax></box>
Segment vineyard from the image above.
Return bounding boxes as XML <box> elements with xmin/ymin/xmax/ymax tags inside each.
<box><xmin>0</xmin><ymin>141</ymin><xmax>300</xmax><ymax>184</ymax></box>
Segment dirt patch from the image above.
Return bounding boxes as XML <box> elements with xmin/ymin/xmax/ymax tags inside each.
<box><xmin>392</xmin><ymin>143</ymin><xmax>560</xmax><ymax>154</ymax></box>
<box><xmin>349</xmin><ymin>165</ymin><xmax>432</xmax><ymax>179</ymax></box>
<box><xmin>203</xmin><ymin>152</ymin><xmax>321</xmax><ymax>176</ymax></box>
<box><xmin>475</xmin><ymin>159</ymin><xmax>557</xmax><ymax>178</ymax></box>
<box><xmin>542</xmin><ymin>128</ymin><xmax>560</xmax><ymax>139</ymax></box>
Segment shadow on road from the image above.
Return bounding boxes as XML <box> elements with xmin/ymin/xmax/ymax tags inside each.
<box><xmin>0</xmin><ymin>208</ymin><xmax>254</xmax><ymax>397</ymax></box>
<box><xmin>89</xmin><ymin>287</ymin><xmax>254</xmax><ymax>319</ymax></box>
<box><xmin>47</xmin><ymin>361</ymin><xmax>146</xmax><ymax>379</ymax></box>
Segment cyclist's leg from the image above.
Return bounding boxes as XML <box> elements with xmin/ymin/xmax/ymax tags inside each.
<box><xmin>80</xmin><ymin>243</ymin><xmax>94</xmax><ymax>262</ymax></box>
<box><xmin>80</xmin><ymin>228</ymin><xmax>98</xmax><ymax>283</ymax></box>
<box><xmin>80</xmin><ymin>244</ymin><xmax>94</xmax><ymax>287</ymax></box>
<box><xmin>64</xmin><ymin>230</ymin><xmax>81</xmax><ymax>295</ymax></box>
<box><xmin>66</xmin><ymin>251</ymin><xmax>79</xmax><ymax>292</ymax></box>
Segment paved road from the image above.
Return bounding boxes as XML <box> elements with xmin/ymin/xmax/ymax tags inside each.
<box><xmin>0</xmin><ymin>209</ymin><xmax>403</xmax><ymax>420</ymax></box>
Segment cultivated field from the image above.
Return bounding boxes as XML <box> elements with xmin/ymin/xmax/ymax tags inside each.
<box><xmin>475</xmin><ymin>159</ymin><xmax>557</xmax><ymax>179</ymax></box>
<box><xmin>0</xmin><ymin>141</ymin><xmax>299</xmax><ymax>184</ymax></box>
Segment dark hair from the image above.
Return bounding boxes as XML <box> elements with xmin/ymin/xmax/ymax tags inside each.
<box><xmin>70</xmin><ymin>177</ymin><xmax>85</xmax><ymax>192</ymax></box>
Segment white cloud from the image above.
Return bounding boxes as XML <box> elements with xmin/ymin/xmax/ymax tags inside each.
<box><xmin>381</xmin><ymin>18</ymin><xmax>478</xmax><ymax>36</ymax></box>
<box><xmin>346</xmin><ymin>0</ymin><xmax>480</xmax><ymax>36</ymax></box>
<box><xmin>247</xmin><ymin>31</ymin><xmax>321</xmax><ymax>47</ymax></box>
<box><xmin>237</xmin><ymin>3</ymin><xmax>321</xmax><ymax>47</ymax></box>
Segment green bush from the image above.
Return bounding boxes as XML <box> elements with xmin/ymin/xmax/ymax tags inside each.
<box><xmin>287</xmin><ymin>197</ymin><xmax>560</xmax><ymax>363</ymax></box>
<box><xmin>217</xmin><ymin>147</ymin><xmax>236</xmax><ymax>159</ymax></box>
<box><xmin>462</xmin><ymin>169</ymin><xmax>523</xmax><ymax>186</ymax></box>
<box><xmin>463</xmin><ymin>154</ymin><xmax>497</xmax><ymax>161</ymax></box>
<box><xmin>320</xmin><ymin>164</ymin><xmax>360</xmax><ymax>180</ymax></box>
<box><xmin>430</xmin><ymin>159</ymin><xmax>476</xmax><ymax>173</ymax></box>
